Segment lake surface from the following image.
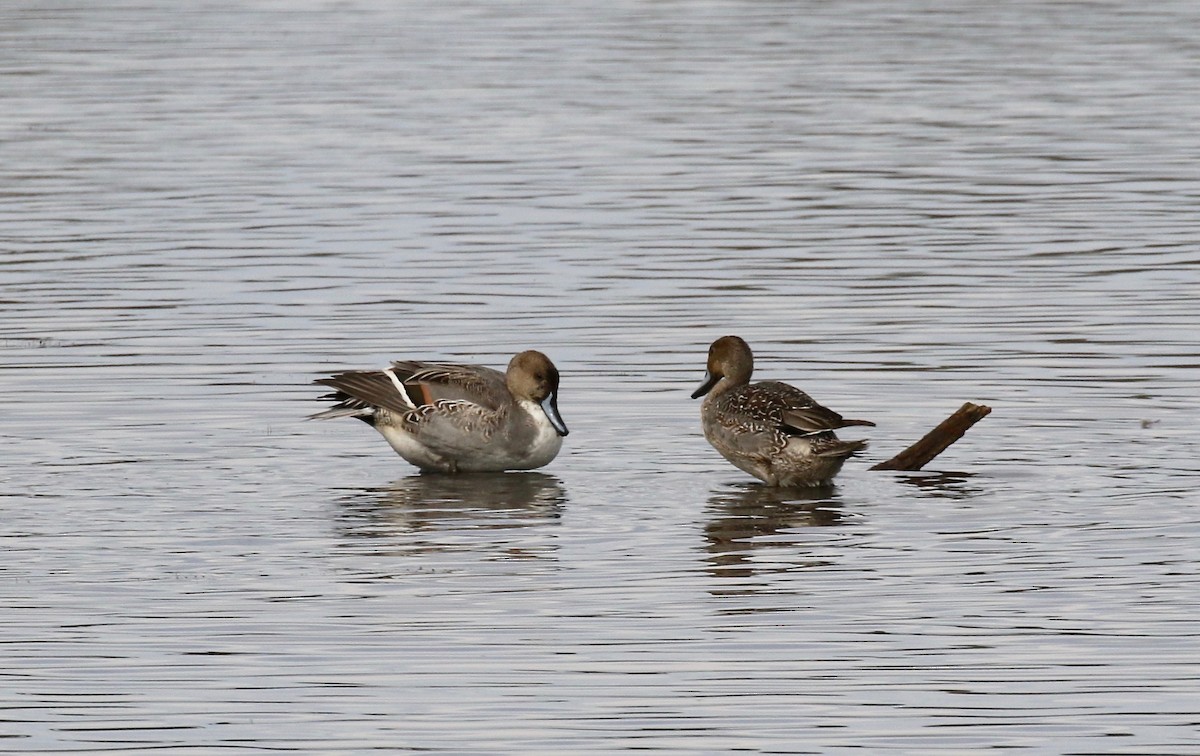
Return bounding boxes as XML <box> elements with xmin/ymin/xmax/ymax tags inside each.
<box><xmin>3</xmin><ymin>1</ymin><xmax>1200</xmax><ymax>752</ymax></box>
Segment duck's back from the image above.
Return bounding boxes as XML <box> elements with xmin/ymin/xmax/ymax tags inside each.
<box><xmin>388</xmin><ymin>361</ymin><xmax>510</xmax><ymax>409</ymax></box>
<box><xmin>704</xmin><ymin>381</ymin><xmax>815</xmax><ymax>431</ymax></box>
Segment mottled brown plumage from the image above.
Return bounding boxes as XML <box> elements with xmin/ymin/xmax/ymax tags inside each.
<box><xmin>692</xmin><ymin>336</ymin><xmax>872</xmax><ymax>487</ymax></box>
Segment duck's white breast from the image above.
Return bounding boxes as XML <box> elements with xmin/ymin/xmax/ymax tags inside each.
<box><xmin>513</xmin><ymin>399</ymin><xmax>563</xmax><ymax>469</ymax></box>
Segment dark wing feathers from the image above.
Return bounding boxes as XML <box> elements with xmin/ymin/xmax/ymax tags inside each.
<box><xmin>312</xmin><ymin>361</ymin><xmax>510</xmax><ymax>421</ymax></box>
<box><xmin>314</xmin><ymin>370</ymin><xmax>414</xmax><ymax>416</ymax></box>
<box><xmin>781</xmin><ymin>406</ymin><xmax>875</xmax><ymax>435</ymax></box>
<box><xmin>728</xmin><ymin>381</ymin><xmax>874</xmax><ymax>437</ymax></box>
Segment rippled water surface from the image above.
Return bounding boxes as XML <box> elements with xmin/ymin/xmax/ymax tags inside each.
<box><xmin>4</xmin><ymin>1</ymin><xmax>1200</xmax><ymax>752</ymax></box>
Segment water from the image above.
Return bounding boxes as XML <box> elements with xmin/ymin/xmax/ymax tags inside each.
<box><xmin>3</xmin><ymin>1</ymin><xmax>1200</xmax><ymax>752</ymax></box>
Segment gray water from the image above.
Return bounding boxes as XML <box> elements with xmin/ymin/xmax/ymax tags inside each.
<box><xmin>3</xmin><ymin>1</ymin><xmax>1200</xmax><ymax>753</ymax></box>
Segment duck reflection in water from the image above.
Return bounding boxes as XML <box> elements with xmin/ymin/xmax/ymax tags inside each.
<box><xmin>334</xmin><ymin>472</ymin><xmax>566</xmax><ymax>559</ymax></box>
<box><xmin>705</xmin><ymin>482</ymin><xmax>844</xmax><ymax>581</ymax></box>
<box><xmin>894</xmin><ymin>470</ymin><xmax>981</xmax><ymax>499</ymax></box>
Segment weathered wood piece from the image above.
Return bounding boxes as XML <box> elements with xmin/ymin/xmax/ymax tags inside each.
<box><xmin>870</xmin><ymin>402</ymin><xmax>991</xmax><ymax>471</ymax></box>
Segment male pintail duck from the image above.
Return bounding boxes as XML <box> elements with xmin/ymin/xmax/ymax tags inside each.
<box><xmin>691</xmin><ymin>335</ymin><xmax>873</xmax><ymax>487</ymax></box>
<box><xmin>311</xmin><ymin>350</ymin><xmax>568</xmax><ymax>473</ymax></box>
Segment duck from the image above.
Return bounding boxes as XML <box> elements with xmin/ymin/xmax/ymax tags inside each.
<box><xmin>691</xmin><ymin>335</ymin><xmax>873</xmax><ymax>487</ymax></box>
<box><xmin>310</xmin><ymin>350</ymin><xmax>568</xmax><ymax>473</ymax></box>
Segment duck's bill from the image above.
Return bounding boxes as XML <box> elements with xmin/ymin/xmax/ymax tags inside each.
<box><xmin>542</xmin><ymin>391</ymin><xmax>569</xmax><ymax>436</ymax></box>
<box><xmin>691</xmin><ymin>371</ymin><xmax>718</xmax><ymax>399</ymax></box>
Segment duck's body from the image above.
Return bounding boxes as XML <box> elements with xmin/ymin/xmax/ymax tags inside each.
<box><xmin>692</xmin><ymin>336</ymin><xmax>872</xmax><ymax>487</ymax></box>
<box><xmin>311</xmin><ymin>351</ymin><xmax>568</xmax><ymax>473</ymax></box>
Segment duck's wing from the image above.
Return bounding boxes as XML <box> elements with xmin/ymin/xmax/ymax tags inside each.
<box><xmin>755</xmin><ymin>381</ymin><xmax>875</xmax><ymax>436</ymax></box>
<box><xmin>310</xmin><ymin>369</ymin><xmax>414</xmax><ymax>419</ymax></box>
<box><xmin>389</xmin><ymin>361</ymin><xmax>509</xmax><ymax>410</ymax></box>
<box><xmin>310</xmin><ymin>361</ymin><xmax>508</xmax><ymax>421</ymax></box>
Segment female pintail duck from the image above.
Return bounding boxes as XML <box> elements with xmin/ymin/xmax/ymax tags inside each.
<box><xmin>311</xmin><ymin>350</ymin><xmax>568</xmax><ymax>473</ymax></box>
<box><xmin>691</xmin><ymin>335</ymin><xmax>873</xmax><ymax>487</ymax></box>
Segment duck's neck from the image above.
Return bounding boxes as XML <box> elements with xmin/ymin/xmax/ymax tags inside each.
<box><xmin>706</xmin><ymin>374</ymin><xmax>741</xmax><ymax>401</ymax></box>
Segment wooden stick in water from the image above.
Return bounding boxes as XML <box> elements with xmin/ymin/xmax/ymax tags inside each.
<box><xmin>870</xmin><ymin>402</ymin><xmax>992</xmax><ymax>471</ymax></box>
